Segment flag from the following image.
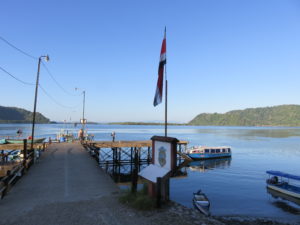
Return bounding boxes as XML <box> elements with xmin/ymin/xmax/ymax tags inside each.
<box><xmin>153</xmin><ymin>28</ymin><xmax>166</xmax><ymax>106</ymax></box>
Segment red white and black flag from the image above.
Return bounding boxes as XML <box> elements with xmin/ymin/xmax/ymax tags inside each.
<box><xmin>153</xmin><ymin>28</ymin><xmax>166</xmax><ymax>106</ymax></box>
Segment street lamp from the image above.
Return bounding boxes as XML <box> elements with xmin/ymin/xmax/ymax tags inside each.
<box><xmin>75</xmin><ymin>88</ymin><xmax>86</xmax><ymax>131</ymax></box>
<box><xmin>30</xmin><ymin>55</ymin><xmax>49</xmax><ymax>150</ymax></box>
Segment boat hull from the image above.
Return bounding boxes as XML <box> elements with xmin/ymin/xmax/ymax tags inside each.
<box><xmin>267</xmin><ymin>184</ymin><xmax>300</xmax><ymax>199</ymax></box>
<box><xmin>267</xmin><ymin>187</ymin><xmax>300</xmax><ymax>205</ymax></box>
<box><xmin>193</xmin><ymin>191</ymin><xmax>211</xmax><ymax>216</ymax></box>
<box><xmin>6</xmin><ymin>138</ymin><xmax>45</xmax><ymax>144</ymax></box>
<box><xmin>188</xmin><ymin>152</ymin><xmax>231</xmax><ymax>160</ymax></box>
<box><xmin>193</xmin><ymin>200</ymin><xmax>210</xmax><ymax>216</ymax></box>
<box><xmin>0</xmin><ymin>139</ymin><xmax>6</xmax><ymax>144</ymax></box>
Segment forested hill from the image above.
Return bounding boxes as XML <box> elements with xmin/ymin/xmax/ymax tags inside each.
<box><xmin>0</xmin><ymin>106</ymin><xmax>50</xmax><ymax>123</ymax></box>
<box><xmin>188</xmin><ymin>105</ymin><xmax>300</xmax><ymax>126</ymax></box>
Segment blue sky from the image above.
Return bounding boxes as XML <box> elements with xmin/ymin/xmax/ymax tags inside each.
<box><xmin>1</xmin><ymin>0</ymin><xmax>300</xmax><ymax>123</ymax></box>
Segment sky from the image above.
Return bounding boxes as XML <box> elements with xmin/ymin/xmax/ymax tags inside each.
<box><xmin>1</xmin><ymin>0</ymin><xmax>300</xmax><ymax>123</ymax></box>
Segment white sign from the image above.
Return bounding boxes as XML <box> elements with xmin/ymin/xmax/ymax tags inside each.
<box><xmin>138</xmin><ymin>138</ymin><xmax>174</xmax><ymax>183</ymax></box>
<box><xmin>154</xmin><ymin>141</ymin><xmax>171</xmax><ymax>171</ymax></box>
<box><xmin>139</xmin><ymin>164</ymin><xmax>169</xmax><ymax>183</ymax></box>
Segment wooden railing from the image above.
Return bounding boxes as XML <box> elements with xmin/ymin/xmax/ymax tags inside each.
<box><xmin>0</xmin><ymin>140</ymin><xmax>49</xmax><ymax>199</ymax></box>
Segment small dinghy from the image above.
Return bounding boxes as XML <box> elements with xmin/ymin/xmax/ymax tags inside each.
<box><xmin>193</xmin><ymin>190</ymin><xmax>211</xmax><ymax>216</ymax></box>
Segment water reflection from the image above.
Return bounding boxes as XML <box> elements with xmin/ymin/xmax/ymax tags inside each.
<box><xmin>191</xmin><ymin>127</ymin><xmax>300</xmax><ymax>139</ymax></box>
<box><xmin>187</xmin><ymin>158</ymin><xmax>231</xmax><ymax>172</ymax></box>
<box><xmin>244</xmin><ymin>129</ymin><xmax>300</xmax><ymax>138</ymax></box>
<box><xmin>103</xmin><ymin>163</ymin><xmax>149</xmax><ymax>184</ymax></box>
<box><xmin>267</xmin><ymin>188</ymin><xmax>300</xmax><ymax>215</ymax></box>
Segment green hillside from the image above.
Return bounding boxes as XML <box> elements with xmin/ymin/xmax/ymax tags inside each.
<box><xmin>0</xmin><ymin>106</ymin><xmax>50</xmax><ymax>123</ymax></box>
<box><xmin>188</xmin><ymin>105</ymin><xmax>300</xmax><ymax>126</ymax></box>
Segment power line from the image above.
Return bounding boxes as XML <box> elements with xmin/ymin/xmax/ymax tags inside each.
<box><xmin>0</xmin><ymin>35</ymin><xmax>80</xmax><ymax>98</ymax></box>
<box><xmin>41</xmin><ymin>62</ymin><xmax>80</xmax><ymax>96</ymax></box>
<box><xmin>0</xmin><ymin>36</ymin><xmax>38</xmax><ymax>60</ymax></box>
<box><xmin>39</xmin><ymin>84</ymin><xmax>80</xmax><ymax>109</ymax></box>
<box><xmin>1</xmin><ymin>35</ymin><xmax>83</xmax><ymax>110</ymax></box>
<box><xmin>0</xmin><ymin>65</ymin><xmax>80</xmax><ymax>109</ymax></box>
<box><xmin>0</xmin><ymin>66</ymin><xmax>35</xmax><ymax>85</ymax></box>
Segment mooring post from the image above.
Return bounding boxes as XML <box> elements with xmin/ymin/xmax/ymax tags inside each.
<box><xmin>23</xmin><ymin>139</ymin><xmax>27</xmax><ymax>169</ymax></box>
<box><xmin>98</xmin><ymin>148</ymin><xmax>101</xmax><ymax>165</ymax></box>
<box><xmin>138</xmin><ymin>147</ymin><xmax>141</xmax><ymax>171</ymax></box>
<box><xmin>113</xmin><ymin>148</ymin><xmax>117</xmax><ymax>174</ymax></box>
<box><xmin>178</xmin><ymin>144</ymin><xmax>181</xmax><ymax>164</ymax></box>
<box><xmin>105</xmin><ymin>161</ymin><xmax>109</xmax><ymax>172</ymax></box>
<box><xmin>131</xmin><ymin>149</ymin><xmax>138</xmax><ymax>193</ymax></box>
<box><xmin>130</xmin><ymin>147</ymin><xmax>133</xmax><ymax>172</ymax></box>
<box><xmin>30</xmin><ymin>143</ymin><xmax>34</xmax><ymax>166</ymax></box>
<box><xmin>112</xmin><ymin>147</ymin><xmax>115</xmax><ymax>165</ymax></box>
<box><xmin>147</xmin><ymin>146</ymin><xmax>151</xmax><ymax>164</ymax></box>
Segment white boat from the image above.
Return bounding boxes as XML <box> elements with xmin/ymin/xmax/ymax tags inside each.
<box><xmin>266</xmin><ymin>170</ymin><xmax>300</xmax><ymax>199</ymax></box>
<box><xmin>193</xmin><ymin>190</ymin><xmax>211</xmax><ymax>216</ymax></box>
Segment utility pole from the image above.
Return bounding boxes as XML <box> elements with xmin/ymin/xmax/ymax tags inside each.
<box><xmin>76</xmin><ymin>88</ymin><xmax>86</xmax><ymax>132</ymax></box>
<box><xmin>31</xmin><ymin>55</ymin><xmax>49</xmax><ymax>151</ymax></box>
<box><xmin>82</xmin><ymin>90</ymin><xmax>86</xmax><ymax>130</ymax></box>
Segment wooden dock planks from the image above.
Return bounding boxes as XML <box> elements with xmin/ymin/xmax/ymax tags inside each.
<box><xmin>84</xmin><ymin>140</ymin><xmax>188</xmax><ymax>149</ymax></box>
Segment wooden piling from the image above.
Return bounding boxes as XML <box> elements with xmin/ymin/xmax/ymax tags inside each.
<box><xmin>131</xmin><ymin>149</ymin><xmax>138</xmax><ymax>194</ymax></box>
<box><xmin>147</xmin><ymin>146</ymin><xmax>151</xmax><ymax>164</ymax></box>
<box><xmin>156</xmin><ymin>177</ymin><xmax>162</xmax><ymax>208</ymax></box>
<box><xmin>23</xmin><ymin>139</ymin><xmax>27</xmax><ymax>169</ymax></box>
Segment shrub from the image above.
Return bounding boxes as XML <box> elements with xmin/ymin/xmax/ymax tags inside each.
<box><xmin>119</xmin><ymin>184</ymin><xmax>155</xmax><ymax>210</ymax></box>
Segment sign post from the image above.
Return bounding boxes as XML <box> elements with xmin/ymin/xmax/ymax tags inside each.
<box><xmin>139</xmin><ymin>136</ymin><xmax>178</xmax><ymax>206</ymax></box>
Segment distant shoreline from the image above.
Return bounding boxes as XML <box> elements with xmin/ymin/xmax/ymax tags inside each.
<box><xmin>109</xmin><ymin>123</ymin><xmax>300</xmax><ymax>127</ymax></box>
<box><xmin>108</xmin><ymin>122</ymin><xmax>186</xmax><ymax>126</ymax></box>
<box><xmin>1</xmin><ymin>122</ymin><xmax>300</xmax><ymax>127</ymax></box>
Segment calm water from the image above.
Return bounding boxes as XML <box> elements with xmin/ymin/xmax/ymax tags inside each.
<box><xmin>1</xmin><ymin>124</ymin><xmax>300</xmax><ymax>222</ymax></box>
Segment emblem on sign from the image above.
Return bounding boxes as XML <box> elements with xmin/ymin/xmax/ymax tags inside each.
<box><xmin>158</xmin><ymin>146</ymin><xmax>167</xmax><ymax>167</ymax></box>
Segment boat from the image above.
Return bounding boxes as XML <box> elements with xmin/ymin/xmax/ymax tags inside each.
<box><xmin>267</xmin><ymin>187</ymin><xmax>300</xmax><ymax>206</ymax></box>
<box><xmin>266</xmin><ymin>170</ymin><xmax>300</xmax><ymax>199</ymax></box>
<box><xmin>6</xmin><ymin>138</ymin><xmax>46</xmax><ymax>144</ymax></box>
<box><xmin>0</xmin><ymin>139</ymin><xmax>6</xmax><ymax>144</ymax></box>
<box><xmin>57</xmin><ymin>129</ymin><xmax>74</xmax><ymax>142</ymax></box>
<box><xmin>193</xmin><ymin>190</ymin><xmax>211</xmax><ymax>216</ymax></box>
<box><xmin>187</xmin><ymin>146</ymin><xmax>231</xmax><ymax>160</ymax></box>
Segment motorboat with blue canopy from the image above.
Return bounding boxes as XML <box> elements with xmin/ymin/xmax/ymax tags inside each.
<box><xmin>266</xmin><ymin>170</ymin><xmax>300</xmax><ymax>199</ymax></box>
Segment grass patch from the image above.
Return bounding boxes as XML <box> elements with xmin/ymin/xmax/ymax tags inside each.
<box><xmin>119</xmin><ymin>185</ymin><xmax>155</xmax><ymax>210</ymax></box>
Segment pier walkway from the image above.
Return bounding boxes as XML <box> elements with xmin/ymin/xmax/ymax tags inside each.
<box><xmin>0</xmin><ymin>142</ymin><xmax>127</xmax><ymax>225</ymax></box>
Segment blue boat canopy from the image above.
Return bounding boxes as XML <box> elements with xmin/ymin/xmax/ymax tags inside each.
<box><xmin>266</xmin><ymin>170</ymin><xmax>300</xmax><ymax>181</ymax></box>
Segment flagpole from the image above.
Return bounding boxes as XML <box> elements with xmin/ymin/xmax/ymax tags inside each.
<box><xmin>165</xmin><ymin>78</ymin><xmax>167</xmax><ymax>137</ymax></box>
<box><xmin>164</xmin><ymin>27</ymin><xmax>167</xmax><ymax>137</ymax></box>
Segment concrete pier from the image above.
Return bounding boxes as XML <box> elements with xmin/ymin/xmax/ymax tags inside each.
<box><xmin>0</xmin><ymin>143</ymin><xmax>120</xmax><ymax>225</ymax></box>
